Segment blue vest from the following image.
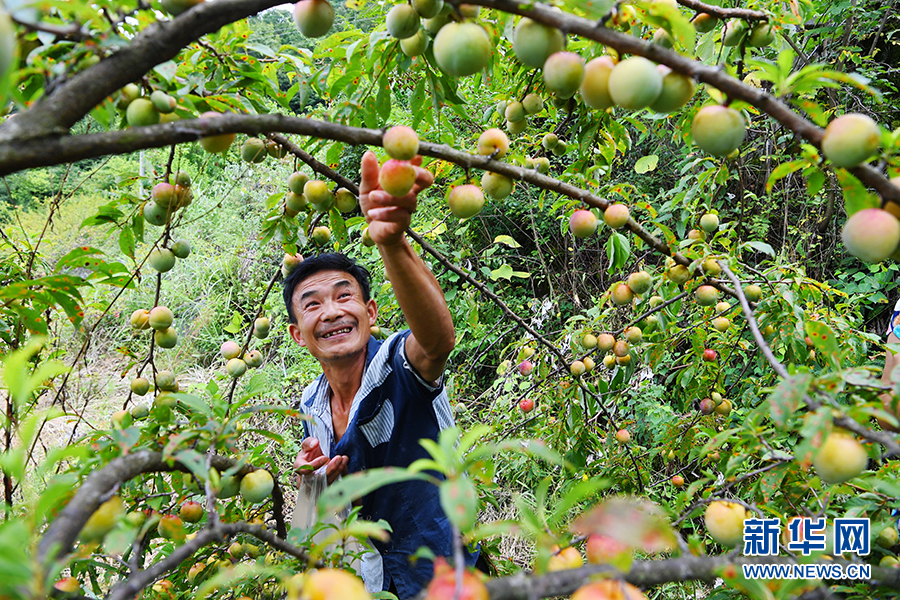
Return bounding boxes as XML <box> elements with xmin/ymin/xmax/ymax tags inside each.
<box><xmin>298</xmin><ymin>331</ymin><xmax>473</xmax><ymax>598</ymax></box>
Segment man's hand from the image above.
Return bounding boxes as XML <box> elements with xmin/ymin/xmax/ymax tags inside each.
<box><xmin>294</xmin><ymin>437</ymin><xmax>348</xmax><ymax>485</ymax></box>
<box><xmin>359</xmin><ymin>150</ymin><xmax>434</xmax><ymax>247</ymax></box>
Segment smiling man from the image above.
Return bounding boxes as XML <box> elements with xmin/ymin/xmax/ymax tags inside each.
<box><xmin>284</xmin><ymin>151</ymin><xmax>473</xmax><ymax>598</ymax></box>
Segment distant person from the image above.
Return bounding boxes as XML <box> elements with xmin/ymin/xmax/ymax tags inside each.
<box><xmin>880</xmin><ymin>299</ymin><xmax>900</xmax><ymax>433</ymax></box>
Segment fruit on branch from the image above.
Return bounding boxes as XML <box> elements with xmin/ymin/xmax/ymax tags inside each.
<box><xmin>715</xmin><ymin>399</ymin><xmax>732</xmax><ymax>415</ymax></box>
<box><xmin>534</xmin><ymin>156</ymin><xmax>551</xmax><ymax>173</ymax></box>
<box><xmin>518</xmin><ymin>360</ymin><xmax>533</xmax><ymax>376</ymax></box>
<box><xmin>386</xmin><ymin>3</ymin><xmax>421</xmax><ymax>39</ymax></box>
<box><xmin>152</xmin><ymin>182</ymin><xmax>176</xmax><ymax>208</ymax></box>
<box><xmin>244</xmin><ymin>350</ymin><xmax>263</xmax><ymax>368</ymax></box>
<box><xmin>288</xmin><ymin>171</ymin><xmax>310</xmax><ymax>195</ymax></box>
<box><xmin>702</xmin><ymin>348</ymin><xmax>717</xmax><ymax>362</ymax></box>
<box><xmin>158</xmin><ymin>514</ymin><xmax>185</xmax><ymax>542</ymax></box>
<box><xmin>613</xmin><ymin>340</ymin><xmax>629</xmax><ymax>358</ymax></box>
<box><xmin>482</xmin><ymin>172</ymin><xmax>514</xmax><ymax>200</ymax></box>
<box><xmin>693</xmin><ymin>12</ymin><xmax>718</xmax><ymax>33</ymax></box>
<box><xmin>579</xmin><ymin>56</ymin><xmax>615</xmax><ymax>110</ymax></box>
<box><xmin>267</xmin><ymin>140</ymin><xmax>287</xmax><ymax>158</ymax></box>
<box><xmin>597</xmin><ymin>334</ymin><xmax>615</xmax><ymax>352</ymax></box>
<box><xmin>413</xmin><ymin>0</ymin><xmax>443</xmax><ymax>18</ymax></box>
<box><xmin>744</xmin><ymin>284</ymin><xmax>762</xmax><ymax>302</ymax></box>
<box><xmin>696</xmin><ymin>282</ymin><xmax>721</xmax><ymax>303</ymax></box>
<box><xmin>282</xmin><ymin>253</ymin><xmax>302</xmax><ymax>277</ymax></box>
<box><xmin>312</xmin><ymin>226</ymin><xmax>332</xmax><ymax>246</ymax></box>
<box><xmin>143</xmin><ymin>201</ymin><xmax>169</xmax><ymax>226</ymax></box>
<box><xmin>604</xmin><ymin>204</ymin><xmax>630</xmax><ymax>229</ymax></box>
<box><xmin>551</xmin><ymin>140</ymin><xmax>568</xmax><ymax>155</ymax></box>
<box><xmin>704</xmin><ymin>501</ymin><xmax>746</xmax><ymax>547</ymax></box>
<box><xmin>54</xmin><ymin>577</ymin><xmax>82</xmax><ymax>596</ymax></box>
<box><xmin>424</xmin><ymin>557</ymin><xmax>487</xmax><ymax>600</ymax></box>
<box><xmin>179</xmin><ymin>501</ymin><xmax>204</xmax><ymax>523</ymax></box>
<box><xmin>304</xmin><ymin>180</ymin><xmax>334</xmax><ymax>211</ymax></box>
<box><xmin>571</xmin><ymin>580</ymin><xmax>647</xmax><ymax>600</ymax></box>
<box><xmin>173</xmin><ymin>184</ymin><xmax>193</xmax><ymax>208</ymax></box>
<box><xmin>582</xmin><ymin>334</ymin><xmax>598</xmax><ymax>349</ymax></box>
<box><xmin>713</xmin><ymin>317</ymin><xmax>730</xmax><ymax>332</ymax></box>
<box><xmin>876</xmin><ymin>526</ymin><xmax>899</xmax><ymax>549</ymax></box>
<box><xmin>253</xmin><ymin>316</ymin><xmax>271</xmax><ymax>339</ymax></box>
<box><xmin>424</xmin><ymin>13</ymin><xmax>450</xmax><ymax>35</ymax></box>
<box><xmin>570</xmin><ymin>360</ymin><xmax>586</xmax><ymax>376</ymax></box>
<box><xmin>116</xmin><ymin>83</ymin><xmax>140</xmax><ymax>110</ymax></box>
<box><xmin>748</xmin><ymin>22</ymin><xmax>774</xmax><ymax>47</ymax></box>
<box><xmin>603</xmin><ymin>354</ymin><xmax>616</xmax><ymax>369</ymax></box>
<box><xmin>585</xmin><ymin>534</ymin><xmax>630</xmax><ymax>565</ymax></box>
<box><xmin>611</xmin><ymin>283</ymin><xmax>634</xmax><ymax>306</ymax></box>
<box><xmin>379</xmin><ymin>159</ymin><xmax>417</xmax><ymax>197</ymax></box>
<box><xmin>813</xmin><ymin>432</ymin><xmax>867</xmax><ymax>484</ymax></box>
<box><xmin>241</xmin><ymin>137</ymin><xmax>267</xmax><ymax>163</ymax></box>
<box><xmin>522</xmin><ymin>93</ymin><xmax>544</xmax><ymax>115</ymax></box>
<box><xmin>198</xmin><ymin>112</ymin><xmax>236</xmax><ymax>153</ymax></box>
<box><xmin>81</xmin><ymin>495</ymin><xmax>126</xmax><ymax>542</ymax></box>
<box><xmin>111</xmin><ymin>410</ymin><xmax>133</xmax><ymax>429</ymax></box>
<box><xmin>448</xmin><ymin>185</ymin><xmax>485</xmax><ymax>219</ymax></box>
<box><xmin>653</xmin><ymin>28</ymin><xmax>674</xmax><ymax>48</ymax></box>
<box><xmin>286</xmin><ymin>191</ymin><xmax>307</xmax><ymax>214</ymax></box>
<box><xmin>126</xmin><ymin>98</ymin><xmax>160</xmax><ymax>127</ymax></box>
<box><xmin>623</xmin><ymin>326</ymin><xmax>642</xmax><ymax>344</ymax></box>
<box><xmin>221</xmin><ymin>341</ymin><xmax>241</xmax><ymax>360</ymax></box>
<box><xmin>505</xmin><ymin>100</ymin><xmax>526</xmax><ymax>123</ymax></box>
<box><xmin>650</xmin><ymin>67</ymin><xmax>695</xmax><ymax>114</ymax></box>
<box><xmin>160</xmin><ymin>0</ymin><xmax>204</xmax><ymax>16</ymax></box>
<box><xmin>543</xmin><ymin>52</ymin><xmax>586</xmax><ymax>99</ymax></box>
<box><xmin>293</xmin><ymin>0</ymin><xmax>335</xmax><ymax>37</ymax></box>
<box><xmin>154</xmin><ymin>391</ymin><xmax>176</xmax><ymax>410</ymax></box>
<box><xmin>547</xmin><ymin>546</ymin><xmax>584</xmax><ymax>571</ymax></box>
<box><xmin>616</xmin><ymin>354</ymin><xmax>632</xmax><ymax>366</ymax></box>
<box><xmin>569</xmin><ymin>210</ymin><xmax>598</xmax><ymax>238</ymax></box>
<box><xmin>130</xmin><ymin>309</ymin><xmax>151</xmax><ymax>330</ymax></box>
<box><xmin>155</xmin><ymin>327</ymin><xmax>178</xmax><ymax>348</ymax></box>
<box><xmin>240</xmin><ymin>469</ymin><xmax>275</xmax><ymax>503</ymax></box>
<box><xmin>155</xmin><ymin>370</ymin><xmax>177</xmax><ymax>392</ymax></box>
<box><xmin>692</xmin><ymin>105</ymin><xmax>746</xmax><ymax>157</ymax></box>
<box><xmin>507</xmin><ymin>118</ymin><xmax>527</xmax><ymax>135</ymax></box>
<box><xmin>477</xmin><ymin>128</ymin><xmax>510</xmax><ymax>158</ymax></box>
<box><xmin>148</xmin><ymin>248</ymin><xmax>176</xmax><ymax>272</ymax></box>
<box><xmin>519</xmin><ymin>397</ymin><xmax>534</xmax><ymax>413</ymax></box>
<box><xmin>715</xmin><ymin>301</ymin><xmax>730</xmax><ymax>313</ymax></box>
<box><xmin>671</xmin><ymin>475</ymin><xmax>684</xmax><ymax>487</ymax></box>
<box><xmin>699</xmin><ymin>398</ymin><xmax>716</xmax><ymax>414</ymax></box>
<box><xmin>722</xmin><ymin>19</ymin><xmax>748</xmax><ymax>46</ymax></box>
<box><xmin>150</xmin><ymin>90</ymin><xmax>176</xmax><ymax>114</ymax></box>
<box><xmin>667</xmin><ymin>264</ymin><xmax>690</xmax><ymax>285</ymax></box>
<box><xmin>615</xmin><ymin>428</ymin><xmax>631</xmax><ymax>444</ymax></box>
<box><xmin>149</xmin><ymin>306</ymin><xmax>174</xmax><ymax>330</ymax></box>
<box><xmin>131</xmin><ymin>377</ymin><xmax>150</xmax><ymax>396</ymax></box>
<box><xmin>626</xmin><ymin>271</ymin><xmax>651</xmax><ymax>295</ymax></box>
<box><xmin>542</xmin><ymin>132</ymin><xmax>559</xmax><ymax>150</ymax></box>
<box><xmin>433</xmin><ymin>22</ymin><xmax>491</xmax><ymax>77</ymax></box>
<box><xmin>456</xmin><ymin>4</ymin><xmax>480</xmax><ymax>19</ymax></box>
<box><xmin>699</xmin><ymin>213</ymin><xmax>719</xmax><ymax>233</ymax></box>
<box><xmin>822</xmin><ymin>113</ymin><xmax>882</xmax><ymax>168</ymax></box>
<box><xmin>702</xmin><ymin>259</ymin><xmax>722</xmax><ymax>276</ymax></box>
<box><xmin>170</xmin><ymin>239</ymin><xmax>191</xmax><ymax>259</ymax></box>
<box><xmin>841</xmin><ymin>208</ymin><xmax>900</xmax><ymax>263</ymax></box>
<box><xmin>608</xmin><ymin>56</ymin><xmax>663</xmax><ymax>110</ymax></box>
<box><xmin>582</xmin><ymin>356</ymin><xmax>595</xmax><ymax>372</ymax></box>
<box><xmin>384</xmin><ymin>126</ymin><xmax>420</xmax><ymax>160</ymax></box>
<box><xmin>513</xmin><ymin>17</ymin><xmax>565</xmax><ymax>69</ymax></box>
<box><xmin>687</xmin><ymin>229</ymin><xmax>706</xmax><ymax>242</ymax></box>
<box><xmin>361</xmin><ymin>228</ymin><xmax>375</xmax><ymax>247</ymax></box>
<box><xmin>226</xmin><ymin>358</ymin><xmax>247</xmax><ymax>378</ymax></box>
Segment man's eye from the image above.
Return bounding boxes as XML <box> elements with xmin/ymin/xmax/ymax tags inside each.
<box><xmin>339</xmin><ymin>293</ymin><xmax>351</xmax><ymax>299</ymax></box>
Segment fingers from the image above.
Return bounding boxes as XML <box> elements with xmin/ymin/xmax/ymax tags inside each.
<box><xmin>325</xmin><ymin>455</ymin><xmax>349</xmax><ymax>484</ymax></box>
<box><xmin>366</xmin><ymin>206</ymin><xmax>413</xmax><ymax>224</ymax></box>
<box><xmin>301</xmin><ymin>437</ymin><xmax>319</xmax><ymax>452</ymax></box>
<box><xmin>295</xmin><ymin>454</ymin><xmax>328</xmax><ymax>475</ymax></box>
<box><xmin>413</xmin><ymin>164</ymin><xmax>434</xmax><ymax>190</ymax></box>
<box><xmin>359</xmin><ymin>151</ymin><xmax>380</xmax><ymax>197</ymax></box>
<box><xmin>366</xmin><ymin>189</ymin><xmax>417</xmax><ymax>212</ymax></box>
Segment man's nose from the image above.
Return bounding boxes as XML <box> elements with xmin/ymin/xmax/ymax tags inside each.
<box><xmin>320</xmin><ymin>297</ymin><xmax>343</xmax><ymax>320</ymax></box>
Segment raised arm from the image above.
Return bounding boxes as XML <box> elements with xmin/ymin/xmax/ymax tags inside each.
<box><xmin>358</xmin><ymin>151</ymin><xmax>455</xmax><ymax>383</ymax></box>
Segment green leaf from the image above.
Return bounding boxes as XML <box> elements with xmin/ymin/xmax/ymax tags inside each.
<box><xmin>741</xmin><ymin>240</ymin><xmax>775</xmax><ymax>257</ymax></box>
<box><xmin>439</xmin><ymin>477</ymin><xmax>478</xmax><ymax>531</ymax></box>
<box><xmin>804</xmin><ymin>321</ymin><xmax>840</xmax><ymax>370</ymax></box>
<box><xmin>634</xmin><ymin>154</ymin><xmax>658</xmax><ymax>174</ymax></box>
<box><xmin>493</xmin><ymin>235</ymin><xmax>521</xmax><ymax>248</ymax></box>
<box><xmin>768</xmin><ymin>373</ymin><xmax>813</xmax><ymax>428</ymax></box>
<box><xmin>558</xmin><ymin>0</ymin><xmax>615</xmax><ymax>19</ymax></box>
<box><xmin>836</xmin><ymin>169</ymin><xmax>879</xmax><ymax>216</ymax></box>
<box><xmin>320</xmin><ymin>467</ymin><xmax>429</xmax><ymax>514</ymax></box>
<box><xmin>766</xmin><ymin>159</ymin><xmax>806</xmax><ymax>193</ymax></box>
<box><xmin>118</xmin><ymin>227</ymin><xmax>135</xmax><ymax>259</ymax></box>
<box><xmin>490</xmin><ymin>263</ymin><xmax>514</xmax><ymax>281</ymax></box>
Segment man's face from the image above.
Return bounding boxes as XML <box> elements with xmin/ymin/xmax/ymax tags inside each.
<box><xmin>288</xmin><ymin>270</ymin><xmax>377</xmax><ymax>363</ymax></box>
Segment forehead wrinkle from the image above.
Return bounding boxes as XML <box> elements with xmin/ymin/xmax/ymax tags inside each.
<box><xmin>295</xmin><ymin>278</ymin><xmax>355</xmax><ymax>305</ymax></box>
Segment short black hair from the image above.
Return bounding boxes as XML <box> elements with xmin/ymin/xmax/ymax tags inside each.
<box><xmin>283</xmin><ymin>253</ymin><xmax>372</xmax><ymax>324</ymax></box>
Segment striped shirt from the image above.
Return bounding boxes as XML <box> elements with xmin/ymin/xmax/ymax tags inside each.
<box><xmin>297</xmin><ymin>330</ymin><xmax>463</xmax><ymax>598</ymax></box>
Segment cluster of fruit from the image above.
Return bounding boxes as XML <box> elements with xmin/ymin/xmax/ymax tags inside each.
<box><xmin>144</xmin><ymin>172</ymin><xmax>193</xmax><ymax>228</ymax></box>
<box><xmin>119</xmin><ymin>84</ymin><xmax>179</xmax><ymax>128</ymax></box>
<box><xmin>241</xmin><ymin>137</ymin><xmax>288</xmax><ymax>163</ymax></box>
<box><xmin>130</xmin><ymin>305</ymin><xmax>179</xmax><ymax>351</ymax></box>
<box><xmin>221</xmin><ymin>316</ymin><xmax>270</xmax><ymax>379</ymax></box>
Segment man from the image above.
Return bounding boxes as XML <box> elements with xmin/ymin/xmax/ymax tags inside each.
<box><xmin>284</xmin><ymin>151</ymin><xmax>470</xmax><ymax>598</ymax></box>
<box><xmin>880</xmin><ymin>300</ymin><xmax>900</xmax><ymax>433</ymax></box>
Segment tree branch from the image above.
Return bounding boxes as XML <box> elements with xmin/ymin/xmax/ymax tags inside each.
<box><xmin>675</xmin><ymin>0</ymin><xmax>767</xmax><ymax>21</ymax></box>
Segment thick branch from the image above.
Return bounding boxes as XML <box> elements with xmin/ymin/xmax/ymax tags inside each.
<box><xmin>0</xmin><ymin>0</ymin><xmax>286</xmax><ymax>141</ymax></box>
<box><xmin>675</xmin><ymin>0</ymin><xmax>767</xmax><ymax>21</ymax></box>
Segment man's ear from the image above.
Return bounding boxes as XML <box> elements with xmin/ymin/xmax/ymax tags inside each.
<box><xmin>367</xmin><ymin>299</ymin><xmax>378</xmax><ymax>325</ymax></box>
<box><xmin>288</xmin><ymin>323</ymin><xmax>306</xmax><ymax>347</ymax></box>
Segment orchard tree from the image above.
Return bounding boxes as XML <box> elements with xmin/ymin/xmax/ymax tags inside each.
<box><xmin>0</xmin><ymin>0</ymin><xmax>899</xmax><ymax>599</ymax></box>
